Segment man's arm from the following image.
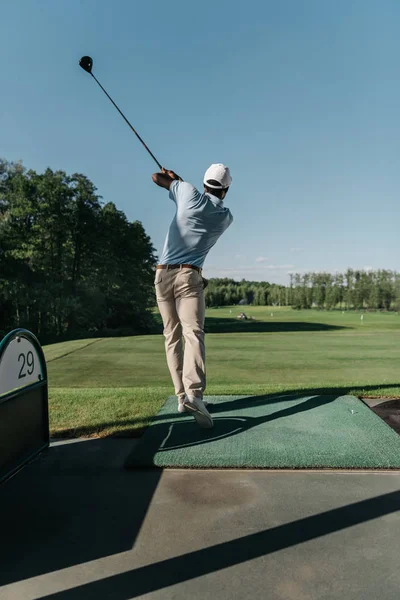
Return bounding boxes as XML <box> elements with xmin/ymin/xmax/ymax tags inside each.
<box><xmin>152</xmin><ymin>168</ymin><xmax>182</xmax><ymax>190</ymax></box>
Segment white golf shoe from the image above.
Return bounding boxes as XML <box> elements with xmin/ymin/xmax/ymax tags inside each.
<box><xmin>178</xmin><ymin>396</ymin><xmax>208</xmax><ymax>414</ymax></box>
<box><xmin>178</xmin><ymin>401</ymin><xmax>187</xmax><ymax>413</ymax></box>
<box><xmin>183</xmin><ymin>397</ymin><xmax>213</xmax><ymax>429</ymax></box>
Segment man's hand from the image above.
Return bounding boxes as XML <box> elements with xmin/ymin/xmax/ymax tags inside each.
<box><xmin>152</xmin><ymin>168</ymin><xmax>182</xmax><ymax>190</ymax></box>
<box><xmin>161</xmin><ymin>168</ymin><xmax>182</xmax><ymax>181</ymax></box>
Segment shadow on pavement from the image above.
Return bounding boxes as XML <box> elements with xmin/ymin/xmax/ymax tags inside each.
<box><xmin>1</xmin><ymin>385</ymin><xmax>398</xmax><ymax>592</ymax></box>
<box><xmin>38</xmin><ymin>490</ymin><xmax>400</xmax><ymax>600</ymax></box>
<box><xmin>0</xmin><ymin>439</ymin><xmax>161</xmax><ymax>587</ymax></box>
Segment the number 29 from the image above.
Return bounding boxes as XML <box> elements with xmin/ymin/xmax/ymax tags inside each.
<box><xmin>18</xmin><ymin>352</ymin><xmax>35</xmax><ymax>379</ymax></box>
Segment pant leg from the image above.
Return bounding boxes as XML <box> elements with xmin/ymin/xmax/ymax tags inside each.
<box><xmin>174</xmin><ymin>268</ymin><xmax>206</xmax><ymax>399</ymax></box>
<box><xmin>155</xmin><ymin>269</ymin><xmax>185</xmax><ymax>397</ymax></box>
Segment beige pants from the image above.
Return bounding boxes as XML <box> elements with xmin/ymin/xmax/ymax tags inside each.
<box><xmin>155</xmin><ymin>267</ymin><xmax>205</xmax><ymax>400</ymax></box>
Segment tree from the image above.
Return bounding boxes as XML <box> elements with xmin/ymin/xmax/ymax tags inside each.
<box><xmin>0</xmin><ymin>159</ymin><xmax>157</xmax><ymax>340</ymax></box>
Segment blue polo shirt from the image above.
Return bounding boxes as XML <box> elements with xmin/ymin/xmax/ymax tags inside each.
<box><xmin>159</xmin><ymin>180</ymin><xmax>233</xmax><ymax>268</ymax></box>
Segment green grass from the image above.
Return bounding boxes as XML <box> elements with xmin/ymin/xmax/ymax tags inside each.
<box><xmin>49</xmin><ymin>387</ymin><xmax>169</xmax><ymax>438</ymax></box>
<box><xmin>44</xmin><ymin>338</ymin><xmax>103</xmax><ymax>362</ymax></box>
<box><xmin>44</xmin><ymin>306</ymin><xmax>400</xmax><ymax>437</ymax></box>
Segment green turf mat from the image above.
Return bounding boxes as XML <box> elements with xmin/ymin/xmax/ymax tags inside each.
<box><xmin>125</xmin><ymin>394</ymin><xmax>400</xmax><ymax>469</ymax></box>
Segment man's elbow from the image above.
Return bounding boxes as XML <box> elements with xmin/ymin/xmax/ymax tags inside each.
<box><xmin>152</xmin><ymin>173</ymin><xmax>169</xmax><ymax>189</ymax></box>
<box><xmin>152</xmin><ymin>173</ymin><xmax>172</xmax><ymax>190</ymax></box>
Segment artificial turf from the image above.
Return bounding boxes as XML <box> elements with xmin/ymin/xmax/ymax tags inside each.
<box><xmin>125</xmin><ymin>394</ymin><xmax>400</xmax><ymax>469</ymax></box>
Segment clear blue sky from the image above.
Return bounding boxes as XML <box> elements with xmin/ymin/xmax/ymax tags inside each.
<box><xmin>2</xmin><ymin>0</ymin><xmax>399</xmax><ymax>284</ymax></box>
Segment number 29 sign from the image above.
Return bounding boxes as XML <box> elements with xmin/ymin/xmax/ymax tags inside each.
<box><xmin>0</xmin><ymin>333</ymin><xmax>44</xmax><ymax>397</ymax></box>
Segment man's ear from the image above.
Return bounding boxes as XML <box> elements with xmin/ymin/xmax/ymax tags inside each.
<box><xmin>221</xmin><ymin>187</ymin><xmax>229</xmax><ymax>199</ymax></box>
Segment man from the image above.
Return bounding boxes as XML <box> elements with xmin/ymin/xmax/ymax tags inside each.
<box><xmin>152</xmin><ymin>164</ymin><xmax>233</xmax><ymax>429</ymax></box>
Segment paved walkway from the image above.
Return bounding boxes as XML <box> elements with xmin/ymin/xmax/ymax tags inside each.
<box><xmin>1</xmin><ymin>439</ymin><xmax>399</xmax><ymax>600</ymax></box>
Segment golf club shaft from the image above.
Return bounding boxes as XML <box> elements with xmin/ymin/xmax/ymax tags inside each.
<box><xmin>90</xmin><ymin>72</ymin><xmax>162</xmax><ymax>170</ymax></box>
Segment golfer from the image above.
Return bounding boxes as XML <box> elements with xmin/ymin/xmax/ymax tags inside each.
<box><xmin>152</xmin><ymin>164</ymin><xmax>233</xmax><ymax>428</ymax></box>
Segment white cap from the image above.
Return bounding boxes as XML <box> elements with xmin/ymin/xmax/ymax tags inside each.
<box><xmin>203</xmin><ymin>163</ymin><xmax>232</xmax><ymax>190</ymax></box>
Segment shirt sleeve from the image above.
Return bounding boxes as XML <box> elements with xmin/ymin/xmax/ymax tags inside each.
<box><xmin>169</xmin><ymin>181</ymin><xmax>199</xmax><ymax>206</ymax></box>
<box><xmin>168</xmin><ymin>180</ymin><xmax>180</xmax><ymax>203</ymax></box>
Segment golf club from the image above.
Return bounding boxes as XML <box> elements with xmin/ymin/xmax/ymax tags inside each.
<box><xmin>78</xmin><ymin>56</ymin><xmax>162</xmax><ymax>170</ymax></box>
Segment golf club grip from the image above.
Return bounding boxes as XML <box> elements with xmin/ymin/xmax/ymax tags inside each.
<box><xmin>91</xmin><ymin>73</ymin><xmax>163</xmax><ymax>170</ymax></box>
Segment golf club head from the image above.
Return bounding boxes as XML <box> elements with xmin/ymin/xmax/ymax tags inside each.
<box><xmin>79</xmin><ymin>56</ymin><xmax>93</xmax><ymax>74</ymax></box>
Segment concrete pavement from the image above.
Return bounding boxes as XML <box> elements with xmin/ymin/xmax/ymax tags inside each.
<box><xmin>1</xmin><ymin>438</ymin><xmax>399</xmax><ymax>600</ymax></box>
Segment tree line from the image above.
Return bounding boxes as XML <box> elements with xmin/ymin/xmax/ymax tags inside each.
<box><xmin>289</xmin><ymin>270</ymin><xmax>400</xmax><ymax>310</ymax></box>
<box><xmin>205</xmin><ymin>279</ymin><xmax>289</xmax><ymax>307</ymax></box>
<box><xmin>0</xmin><ymin>159</ymin><xmax>157</xmax><ymax>342</ymax></box>
<box><xmin>205</xmin><ymin>270</ymin><xmax>400</xmax><ymax>311</ymax></box>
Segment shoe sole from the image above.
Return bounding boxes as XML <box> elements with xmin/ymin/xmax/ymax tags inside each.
<box><xmin>183</xmin><ymin>401</ymin><xmax>213</xmax><ymax>429</ymax></box>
